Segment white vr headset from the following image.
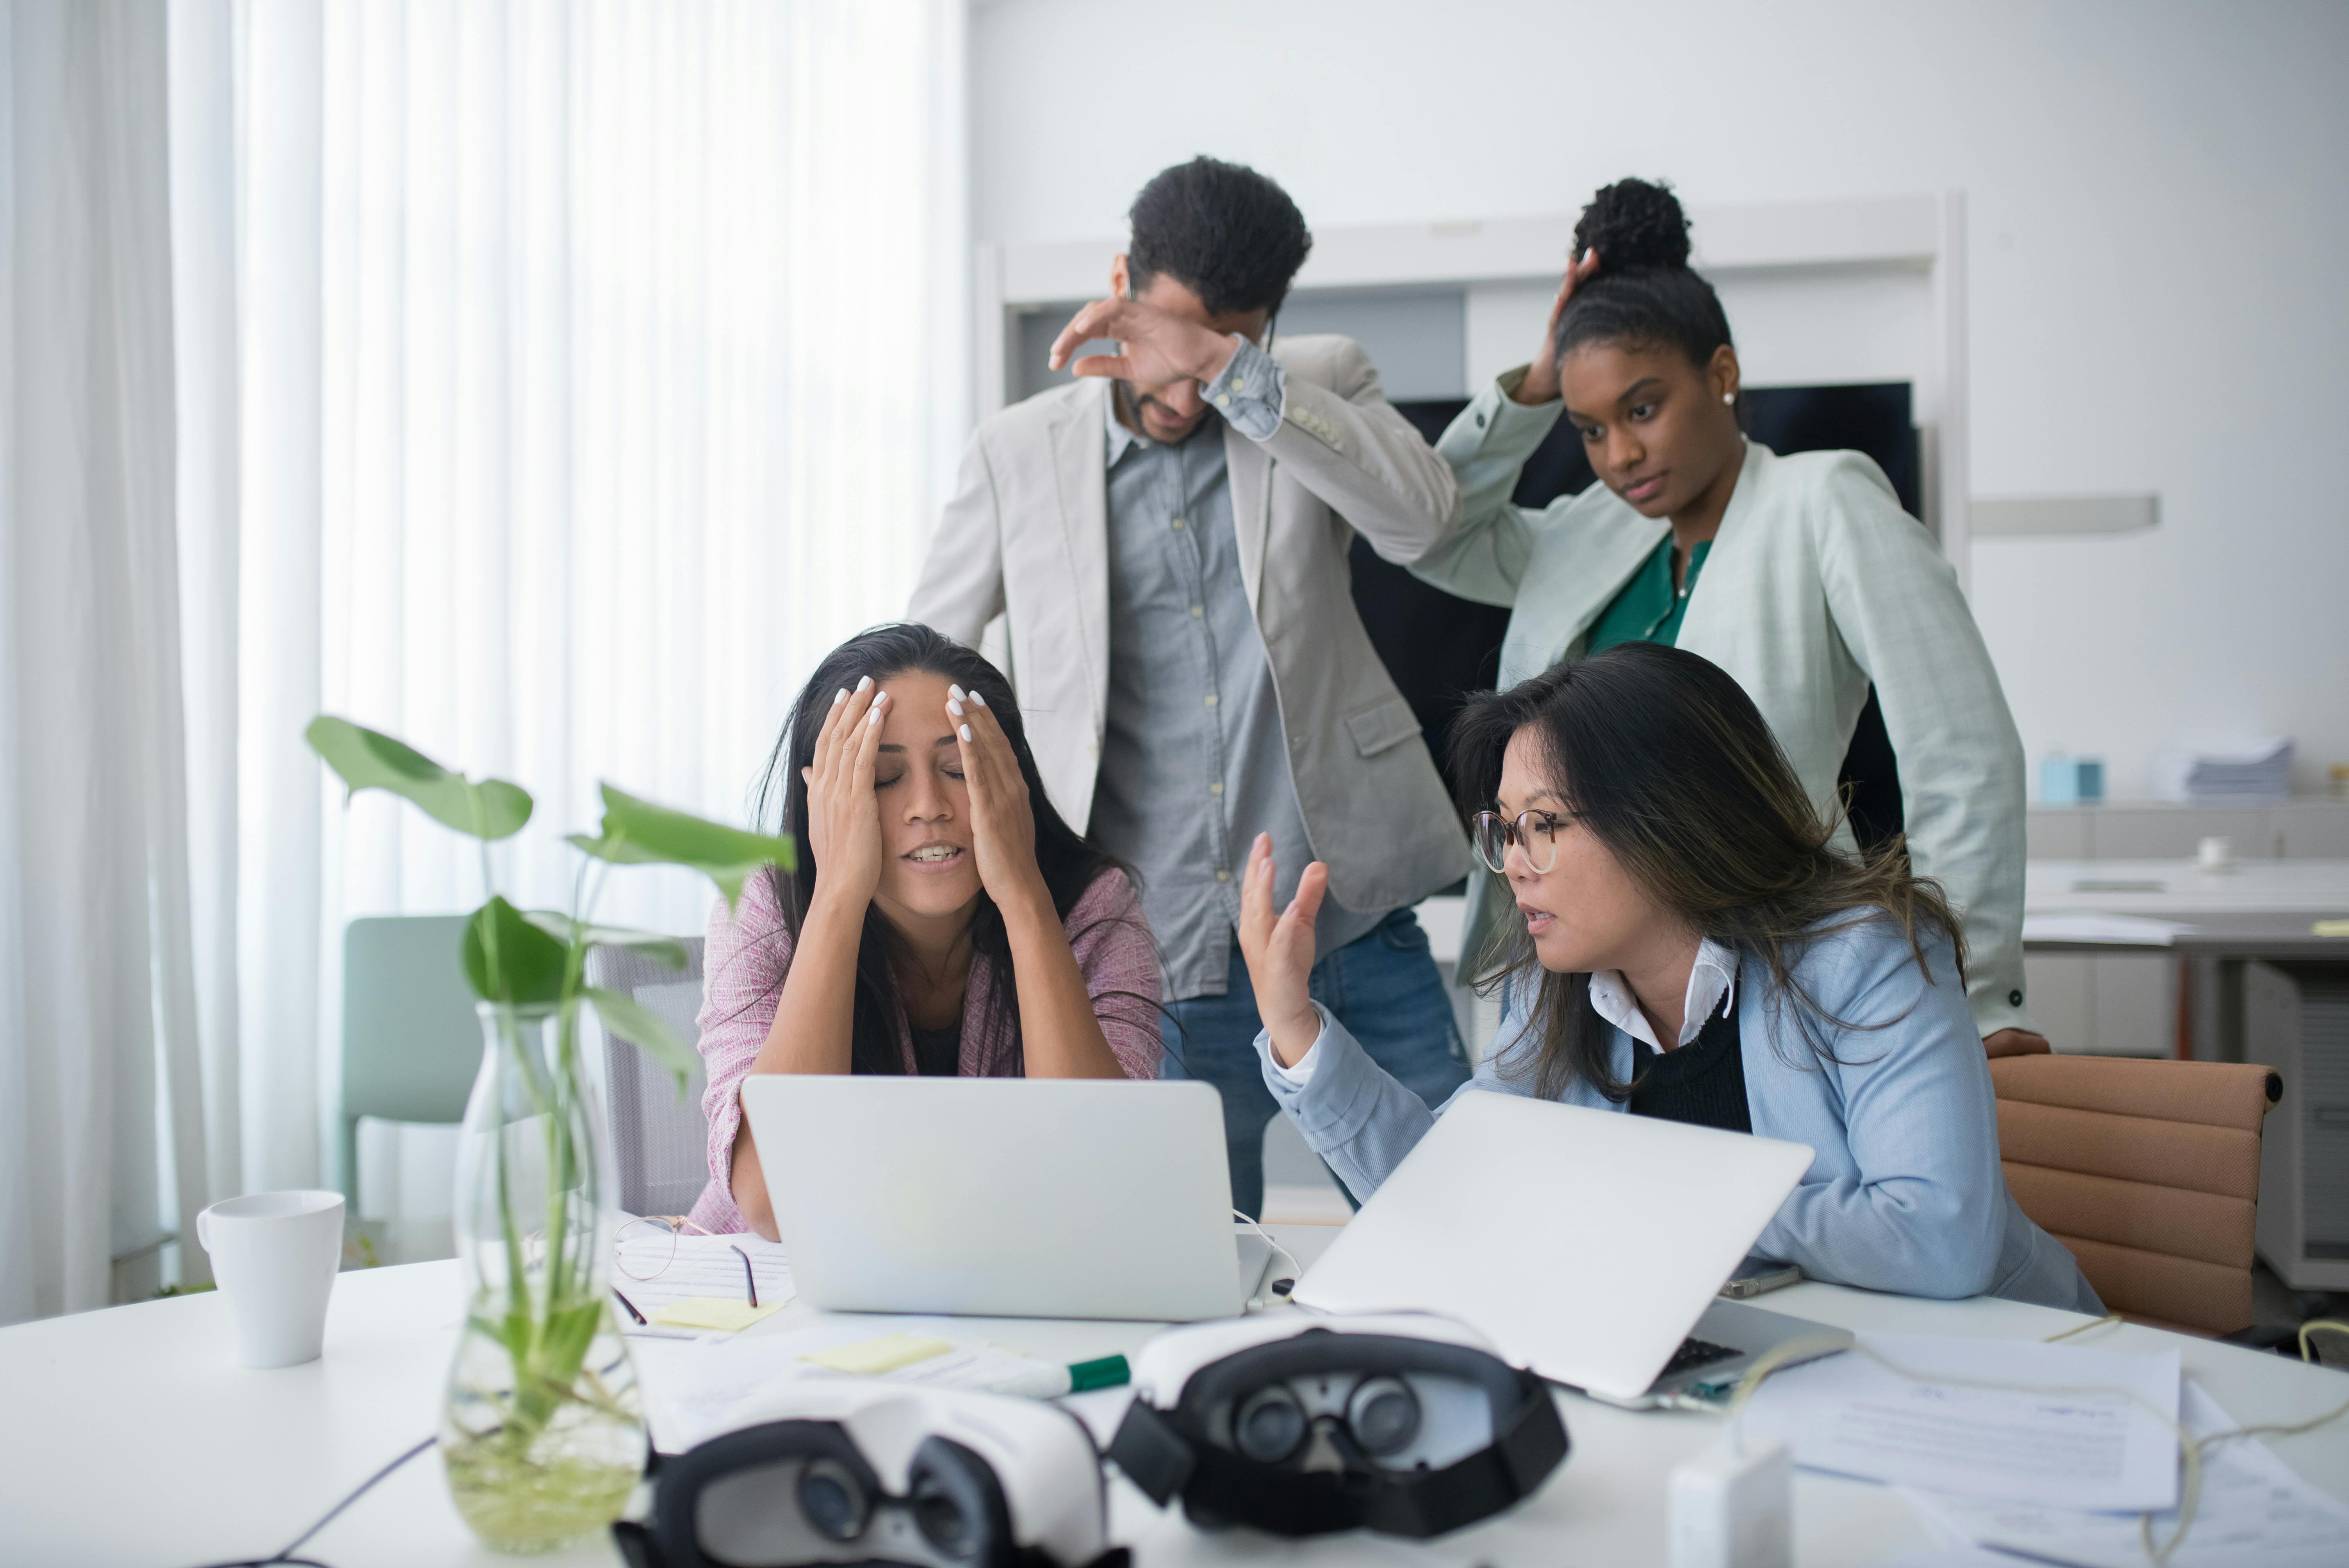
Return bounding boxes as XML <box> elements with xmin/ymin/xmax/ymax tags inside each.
<box><xmin>1106</xmin><ymin>1313</ymin><xmax>1570</xmax><ymax>1538</ymax></box>
<box><xmin>613</xmin><ymin>1381</ymin><xmax>1125</xmax><ymax>1568</ymax></box>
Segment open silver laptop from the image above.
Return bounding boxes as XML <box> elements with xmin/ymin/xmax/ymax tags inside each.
<box><xmin>1292</xmin><ymin>1092</ymin><xmax>1850</xmax><ymax>1406</ymax></box>
<box><xmin>740</xmin><ymin>1076</ymin><xmax>1271</xmax><ymax>1322</ymax></box>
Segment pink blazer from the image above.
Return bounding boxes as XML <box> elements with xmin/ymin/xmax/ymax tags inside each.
<box><xmin>684</xmin><ymin>866</ymin><xmax>1162</xmax><ymax>1233</ymax></box>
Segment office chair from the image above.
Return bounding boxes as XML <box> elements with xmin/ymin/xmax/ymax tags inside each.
<box><xmin>585</xmin><ymin>939</ymin><xmax>710</xmax><ymax>1219</ymax></box>
<box><xmin>341</xmin><ymin>914</ymin><xmax>481</xmax><ymax>1261</ymax></box>
<box><xmin>1989</xmin><ymin>1054</ymin><xmax>2283</xmax><ymax>1335</ymax></box>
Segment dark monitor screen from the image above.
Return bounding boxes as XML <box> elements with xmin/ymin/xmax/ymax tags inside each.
<box><xmin>1354</xmin><ymin>384</ymin><xmax>1918</xmax><ymax>859</ymax></box>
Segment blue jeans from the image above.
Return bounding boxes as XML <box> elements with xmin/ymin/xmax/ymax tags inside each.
<box><xmin>1159</xmin><ymin>908</ymin><xmax>1470</xmax><ymax>1220</ymax></box>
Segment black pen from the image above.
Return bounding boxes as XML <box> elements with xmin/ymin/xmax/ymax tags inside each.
<box><xmin>731</xmin><ymin>1243</ymin><xmax>758</xmax><ymax>1308</ymax></box>
<box><xmin>612</xmin><ymin>1286</ymin><xmax>648</xmax><ymax>1325</ymax></box>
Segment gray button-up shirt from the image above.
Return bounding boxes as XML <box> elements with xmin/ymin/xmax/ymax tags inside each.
<box><xmin>1085</xmin><ymin>339</ymin><xmax>1384</xmax><ymax>1000</ymax></box>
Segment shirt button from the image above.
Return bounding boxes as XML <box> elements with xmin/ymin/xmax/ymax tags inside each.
<box><xmin>1171</xmin><ymin>518</ymin><xmax>1186</xmax><ymax>531</ymax></box>
<box><xmin>1475</xmin><ymin>412</ymin><xmax>1487</xmax><ymax>428</ymax></box>
<box><xmin>1215</xmin><ymin>394</ymin><xmax>1232</xmax><ymax>408</ymax></box>
<box><xmin>1203</xmin><ymin>693</ymin><xmax>1219</xmax><ymax>708</ymax></box>
<box><xmin>1190</xmin><ymin>604</ymin><xmax>1203</xmax><ymax>618</ymax></box>
<box><xmin>1215</xmin><ymin>869</ymin><xmax>1232</xmax><ymax>883</ymax></box>
<box><xmin>1209</xmin><ymin>782</ymin><xmax>1224</xmax><ymax>796</ymax></box>
<box><xmin>2009</xmin><ymin>989</ymin><xmax>2024</xmax><ymax>1006</ymax></box>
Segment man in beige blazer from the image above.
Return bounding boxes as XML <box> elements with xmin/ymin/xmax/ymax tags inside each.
<box><xmin>909</xmin><ymin>158</ymin><xmax>1471</xmax><ymax>1216</ymax></box>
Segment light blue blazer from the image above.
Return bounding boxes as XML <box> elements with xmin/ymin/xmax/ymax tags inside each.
<box><xmin>1258</xmin><ymin>913</ymin><xmax>2101</xmax><ymax>1313</ymax></box>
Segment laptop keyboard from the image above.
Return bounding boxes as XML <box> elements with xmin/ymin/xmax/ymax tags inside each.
<box><xmin>1658</xmin><ymin>1336</ymin><xmax>1742</xmax><ymax>1379</ymax></box>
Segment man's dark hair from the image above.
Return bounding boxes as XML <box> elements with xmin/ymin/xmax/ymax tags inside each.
<box><xmin>1127</xmin><ymin>157</ymin><xmax>1312</xmax><ymax>317</ymax></box>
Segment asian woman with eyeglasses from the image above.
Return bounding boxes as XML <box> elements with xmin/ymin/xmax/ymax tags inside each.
<box><xmin>1237</xmin><ymin>641</ymin><xmax>2099</xmax><ymax>1312</ymax></box>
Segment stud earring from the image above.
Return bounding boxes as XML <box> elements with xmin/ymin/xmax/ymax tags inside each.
<box><xmin>1722</xmin><ymin>392</ymin><xmax>1735</xmax><ymax>404</ymax></box>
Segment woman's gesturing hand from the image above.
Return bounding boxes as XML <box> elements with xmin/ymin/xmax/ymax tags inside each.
<box><xmin>1237</xmin><ymin>833</ymin><xmax>1326</xmax><ymax>1067</ymax></box>
<box><xmin>950</xmin><ymin>686</ymin><xmax>1049</xmax><ymax>918</ymax></box>
<box><xmin>1512</xmin><ymin>246</ymin><xmax>1603</xmax><ymax>406</ymax></box>
<box><xmin>800</xmin><ymin>678</ymin><xmax>889</xmax><ymax>911</ymax></box>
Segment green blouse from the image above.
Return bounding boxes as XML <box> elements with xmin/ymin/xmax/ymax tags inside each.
<box><xmin>1584</xmin><ymin>536</ymin><xmax>1712</xmax><ymax>652</ymax></box>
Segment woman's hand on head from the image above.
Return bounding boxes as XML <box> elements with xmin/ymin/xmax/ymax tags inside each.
<box><xmin>950</xmin><ymin>686</ymin><xmax>1050</xmax><ymax>919</ymax></box>
<box><xmin>801</xmin><ymin>679</ymin><xmax>889</xmax><ymax>912</ymax></box>
<box><xmin>1237</xmin><ymin>833</ymin><xmax>1326</xmax><ymax>1067</ymax></box>
<box><xmin>1513</xmin><ymin>246</ymin><xmax>1602</xmax><ymax>407</ymax></box>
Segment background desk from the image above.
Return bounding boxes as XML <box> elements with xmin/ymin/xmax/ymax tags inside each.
<box><xmin>7</xmin><ymin>1226</ymin><xmax>2347</xmax><ymax>1568</ymax></box>
<box><xmin>2023</xmin><ymin>858</ymin><xmax>2349</xmax><ymax>1063</ymax></box>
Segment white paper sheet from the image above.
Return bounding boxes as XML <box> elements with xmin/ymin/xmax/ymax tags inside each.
<box><xmin>1901</xmin><ymin>1380</ymin><xmax>2349</xmax><ymax>1568</ymax></box>
<box><xmin>1738</xmin><ymin>1332</ymin><xmax>2181</xmax><ymax>1512</ymax></box>
<box><xmin>612</xmin><ymin>1231</ymin><xmax>795</xmax><ymax>1340</ymax></box>
<box><xmin>633</xmin><ymin>1316</ymin><xmax>1056</xmax><ymax>1452</ymax></box>
<box><xmin>2022</xmin><ymin>913</ymin><xmax>2191</xmax><ymax>946</ymax></box>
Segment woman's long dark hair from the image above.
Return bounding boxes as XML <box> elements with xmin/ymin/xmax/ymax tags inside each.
<box><xmin>1451</xmin><ymin>642</ymin><xmax>1963</xmax><ymax>1100</ymax></box>
<box><xmin>740</xmin><ymin>624</ymin><xmax>1138</xmax><ymax>1074</ymax></box>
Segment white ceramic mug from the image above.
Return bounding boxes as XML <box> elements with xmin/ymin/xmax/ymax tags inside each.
<box><xmin>2198</xmin><ymin>835</ymin><xmax>2235</xmax><ymax>872</ymax></box>
<box><xmin>196</xmin><ymin>1190</ymin><xmax>346</xmax><ymax>1368</ymax></box>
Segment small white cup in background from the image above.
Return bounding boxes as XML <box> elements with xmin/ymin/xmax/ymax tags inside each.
<box><xmin>2198</xmin><ymin>836</ymin><xmax>2235</xmax><ymax>873</ymax></box>
<box><xmin>196</xmin><ymin>1190</ymin><xmax>346</xmax><ymax>1368</ymax></box>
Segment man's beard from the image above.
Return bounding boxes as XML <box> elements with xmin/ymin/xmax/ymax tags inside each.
<box><xmin>1116</xmin><ymin>380</ymin><xmax>1207</xmax><ymax>442</ymax></box>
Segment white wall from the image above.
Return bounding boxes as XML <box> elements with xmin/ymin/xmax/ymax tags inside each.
<box><xmin>971</xmin><ymin>0</ymin><xmax>2349</xmax><ymax>797</ymax></box>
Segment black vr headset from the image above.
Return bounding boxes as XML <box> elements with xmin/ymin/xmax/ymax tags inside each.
<box><xmin>1106</xmin><ymin>1314</ymin><xmax>1569</xmax><ymax>1539</ymax></box>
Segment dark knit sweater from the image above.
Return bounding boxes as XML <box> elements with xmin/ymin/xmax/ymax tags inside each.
<box><xmin>1625</xmin><ymin>992</ymin><xmax>1752</xmax><ymax>1133</ymax></box>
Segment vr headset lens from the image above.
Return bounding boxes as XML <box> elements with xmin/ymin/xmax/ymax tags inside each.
<box><xmin>647</xmin><ymin>1422</ymin><xmax>1013</xmax><ymax>1568</ymax></box>
<box><xmin>1220</xmin><ymin>1369</ymin><xmax>1488</xmax><ymax>1471</ymax></box>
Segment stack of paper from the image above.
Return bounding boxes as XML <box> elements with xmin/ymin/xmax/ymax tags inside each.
<box><xmin>633</xmin><ymin>1318</ymin><xmax>1057</xmax><ymax>1452</ymax></box>
<box><xmin>612</xmin><ymin>1230</ymin><xmax>794</xmax><ymax>1339</ymax></box>
<box><xmin>2150</xmin><ymin>739</ymin><xmax>2295</xmax><ymax>803</ymax></box>
<box><xmin>1739</xmin><ymin>1333</ymin><xmax>2183</xmax><ymax>1513</ymax></box>
<box><xmin>1738</xmin><ymin>1333</ymin><xmax>2349</xmax><ymax>1568</ymax></box>
<box><xmin>1904</xmin><ymin>1381</ymin><xmax>2349</xmax><ymax>1567</ymax></box>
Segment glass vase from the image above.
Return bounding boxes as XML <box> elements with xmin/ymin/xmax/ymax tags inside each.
<box><xmin>442</xmin><ymin>1002</ymin><xmax>647</xmax><ymax>1553</ymax></box>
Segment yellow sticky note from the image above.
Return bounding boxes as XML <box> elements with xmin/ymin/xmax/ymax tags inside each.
<box><xmin>651</xmin><ymin>1297</ymin><xmax>784</xmax><ymax>1333</ymax></box>
<box><xmin>2315</xmin><ymin>919</ymin><xmax>2349</xmax><ymax>938</ymax></box>
<box><xmin>804</xmin><ymin>1331</ymin><xmax>954</xmax><ymax>1376</ymax></box>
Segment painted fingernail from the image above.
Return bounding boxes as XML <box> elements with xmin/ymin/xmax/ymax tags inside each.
<box><xmin>833</xmin><ymin>688</ymin><xmax>848</xmax><ymax>706</ymax></box>
<box><xmin>948</xmin><ymin>684</ymin><xmax>966</xmax><ymax>702</ymax></box>
<box><xmin>972</xmin><ymin>692</ymin><xmax>988</xmax><ymax>707</ymax></box>
<box><xmin>855</xmin><ymin>675</ymin><xmax>872</xmax><ymax>694</ymax></box>
<box><xmin>948</xmin><ymin>701</ymin><xmax>964</xmax><ymax>717</ymax></box>
<box><xmin>959</xmin><ymin>724</ymin><xmax>972</xmax><ymax>741</ymax></box>
<box><xmin>868</xmin><ymin>708</ymin><xmax>882</xmax><ymax>726</ymax></box>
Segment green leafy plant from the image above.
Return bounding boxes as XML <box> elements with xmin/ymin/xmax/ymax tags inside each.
<box><xmin>305</xmin><ymin>715</ymin><xmax>793</xmax><ymax>1547</ymax></box>
<box><xmin>306</xmin><ymin>716</ymin><xmax>790</xmax><ymax>1082</ymax></box>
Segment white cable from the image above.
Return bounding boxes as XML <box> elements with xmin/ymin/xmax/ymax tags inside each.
<box><xmin>1232</xmin><ymin>1210</ymin><xmax>1303</xmax><ymax>1310</ymax></box>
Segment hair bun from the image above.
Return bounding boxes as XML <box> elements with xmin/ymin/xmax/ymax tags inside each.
<box><xmin>1574</xmin><ymin>178</ymin><xmax>1691</xmax><ymax>271</ymax></box>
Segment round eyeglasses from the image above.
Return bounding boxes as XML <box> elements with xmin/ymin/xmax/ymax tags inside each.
<box><xmin>1469</xmin><ymin>809</ymin><xmax>1573</xmax><ymax>875</ymax></box>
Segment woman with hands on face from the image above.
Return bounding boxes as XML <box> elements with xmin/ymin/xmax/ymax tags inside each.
<box><xmin>683</xmin><ymin>624</ymin><xmax>1162</xmax><ymax>1241</ymax></box>
<box><xmin>1235</xmin><ymin>641</ymin><xmax>2100</xmax><ymax>1313</ymax></box>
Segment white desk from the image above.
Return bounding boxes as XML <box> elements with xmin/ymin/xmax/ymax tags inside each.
<box><xmin>6</xmin><ymin>1229</ymin><xmax>2347</xmax><ymax>1567</ymax></box>
<box><xmin>2026</xmin><ymin>858</ymin><xmax>2349</xmax><ymax>922</ymax></box>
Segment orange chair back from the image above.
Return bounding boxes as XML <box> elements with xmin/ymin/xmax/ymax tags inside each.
<box><xmin>1988</xmin><ymin>1055</ymin><xmax>2281</xmax><ymax>1335</ymax></box>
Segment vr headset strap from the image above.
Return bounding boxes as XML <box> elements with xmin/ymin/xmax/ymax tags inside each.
<box><xmin>1104</xmin><ymin>1400</ymin><xmax>1194</xmax><ymax>1505</ymax></box>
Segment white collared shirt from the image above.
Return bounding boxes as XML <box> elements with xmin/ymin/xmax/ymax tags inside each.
<box><xmin>1585</xmin><ymin>937</ymin><xmax>1738</xmax><ymax>1051</ymax></box>
<box><xmin>1272</xmin><ymin>937</ymin><xmax>1738</xmax><ymax>1084</ymax></box>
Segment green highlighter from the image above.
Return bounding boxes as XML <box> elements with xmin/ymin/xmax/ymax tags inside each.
<box><xmin>988</xmin><ymin>1353</ymin><xmax>1131</xmax><ymax>1400</ymax></box>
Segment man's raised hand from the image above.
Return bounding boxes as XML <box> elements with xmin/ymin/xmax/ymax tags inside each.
<box><xmin>1046</xmin><ymin>294</ymin><xmax>1237</xmax><ymax>387</ymax></box>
